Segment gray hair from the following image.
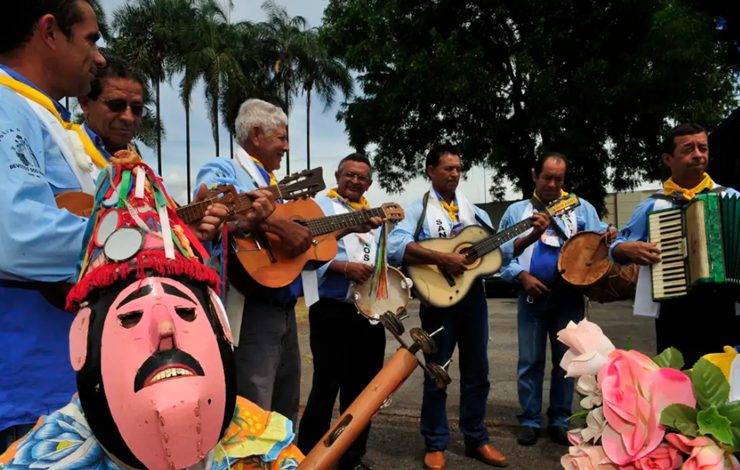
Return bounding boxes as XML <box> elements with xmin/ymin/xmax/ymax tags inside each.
<box><xmin>235</xmin><ymin>99</ymin><xmax>288</xmax><ymax>147</ymax></box>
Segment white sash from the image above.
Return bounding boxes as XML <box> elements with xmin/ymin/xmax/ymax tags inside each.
<box><xmin>424</xmin><ymin>187</ymin><xmax>478</xmax><ymax>239</ymax></box>
<box><xmin>517</xmin><ymin>200</ymin><xmax>577</xmax><ymax>273</ymax></box>
<box><xmin>0</xmin><ymin>70</ymin><xmax>97</xmax><ymax>194</ymax></box>
<box><xmin>235</xmin><ymin>147</ymin><xmax>269</xmax><ymax>187</ymax></box>
<box><xmin>331</xmin><ymin>199</ymin><xmax>378</xmax><ymax>265</ymax></box>
<box><xmin>633</xmin><ymin>186</ymin><xmax>740</xmax><ymax>317</ymax></box>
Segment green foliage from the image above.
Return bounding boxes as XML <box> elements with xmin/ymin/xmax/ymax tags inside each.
<box><xmin>660</xmin><ymin>403</ymin><xmax>699</xmax><ymax>437</ymax></box>
<box><xmin>653</xmin><ymin>347</ymin><xmax>685</xmax><ymax>370</ymax></box>
<box><xmin>718</xmin><ymin>401</ymin><xmax>740</xmax><ymax>450</ymax></box>
<box><xmin>691</xmin><ymin>359</ymin><xmax>730</xmax><ymax>409</ymax></box>
<box><xmin>568</xmin><ymin>409</ymin><xmax>590</xmax><ymax>428</ymax></box>
<box><xmin>322</xmin><ymin>0</ymin><xmax>738</xmax><ymax>209</ymax></box>
<box><xmin>697</xmin><ymin>405</ymin><xmax>734</xmax><ymax>446</ymax></box>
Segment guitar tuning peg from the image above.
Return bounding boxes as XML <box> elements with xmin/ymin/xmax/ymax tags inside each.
<box><xmin>394</xmin><ymin>307</ymin><xmax>409</xmax><ymax>322</ymax></box>
<box><xmin>379</xmin><ymin>311</ymin><xmax>405</xmax><ymax>336</ymax></box>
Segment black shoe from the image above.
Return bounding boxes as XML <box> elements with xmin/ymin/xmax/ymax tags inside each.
<box><xmin>548</xmin><ymin>426</ymin><xmax>570</xmax><ymax>446</ymax></box>
<box><xmin>517</xmin><ymin>426</ymin><xmax>540</xmax><ymax>446</ymax></box>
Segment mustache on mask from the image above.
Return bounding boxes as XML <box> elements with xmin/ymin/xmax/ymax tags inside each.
<box><xmin>134</xmin><ymin>349</ymin><xmax>205</xmax><ymax>392</ymax></box>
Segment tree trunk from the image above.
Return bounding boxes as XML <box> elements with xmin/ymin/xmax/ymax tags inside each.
<box><xmin>186</xmin><ymin>100</ymin><xmax>191</xmax><ymax>203</ymax></box>
<box><xmin>306</xmin><ymin>86</ymin><xmax>311</xmax><ymax>170</ymax></box>
<box><xmin>156</xmin><ymin>80</ymin><xmax>162</xmax><ymax>174</ymax></box>
<box><xmin>213</xmin><ymin>100</ymin><xmax>220</xmax><ymax>157</ymax></box>
<box><xmin>230</xmin><ymin>133</ymin><xmax>234</xmax><ymax>159</ymax></box>
<box><xmin>284</xmin><ymin>80</ymin><xmax>290</xmax><ymax>174</ymax></box>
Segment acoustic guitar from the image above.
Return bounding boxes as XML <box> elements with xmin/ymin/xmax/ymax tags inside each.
<box><xmin>54</xmin><ymin>167</ymin><xmax>326</xmax><ymax>220</ymax></box>
<box><xmin>233</xmin><ymin>201</ymin><xmax>405</xmax><ymax>288</ymax></box>
<box><xmin>407</xmin><ymin>194</ymin><xmax>581</xmax><ymax>308</ymax></box>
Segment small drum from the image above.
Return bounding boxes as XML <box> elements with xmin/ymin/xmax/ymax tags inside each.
<box><xmin>558</xmin><ymin>231</ymin><xmax>638</xmax><ymax>303</ymax></box>
<box><xmin>352</xmin><ymin>266</ymin><xmax>413</xmax><ymax>321</ymax></box>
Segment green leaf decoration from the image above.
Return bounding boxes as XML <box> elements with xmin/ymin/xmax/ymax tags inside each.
<box><xmin>653</xmin><ymin>347</ymin><xmax>685</xmax><ymax>370</ymax></box>
<box><xmin>660</xmin><ymin>403</ymin><xmax>698</xmax><ymax>437</ymax></box>
<box><xmin>718</xmin><ymin>401</ymin><xmax>740</xmax><ymax>450</ymax></box>
<box><xmin>697</xmin><ymin>405</ymin><xmax>734</xmax><ymax>446</ymax></box>
<box><xmin>569</xmin><ymin>409</ymin><xmax>589</xmax><ymax>427</ymax></box>
<box><xmin>691</xmin><ymin>359</ymin><xmax>730</xmax><ymax>409</ymax></box>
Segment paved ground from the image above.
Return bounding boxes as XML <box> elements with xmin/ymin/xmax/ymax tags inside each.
<box><xmin>293</xmin><ymin>296</ymin><xmax>656</xmax><ymax>470</ymax></box>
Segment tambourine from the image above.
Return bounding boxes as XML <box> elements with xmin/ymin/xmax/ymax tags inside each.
<box><xmin>351</xmin><ymin>266</ymin><xmax>413</xmax><ymax>321</ymax></box>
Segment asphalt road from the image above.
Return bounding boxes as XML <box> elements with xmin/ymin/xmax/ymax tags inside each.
<box><xmin>294</xmin><ymin>296</ymin><xmax>656</xmax><ymax>470</ymax></box>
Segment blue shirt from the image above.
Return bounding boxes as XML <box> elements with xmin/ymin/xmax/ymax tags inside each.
<box><xmin>609</xmin><ymin>187</ymin><xmax>740</xmax><ymax>263</ymax></box>
<box><xmin>498</xmin><ymin>197</ymin><xmax>606</xmax><ymax>283</ymax></box>
<box><xmin>314</xmin><ymin>195</ymin><xmax>380</xmax><ymax>301</ymax></box>
<box><xmin>194</xmin><ymin>158</ymin><xmax>302</xmax><ymax>302</ymax></box>
<box><xmin>387</xmin><ymin>194</ymin><xmax>494</xmax><ymax>266</ymax></box>
<box><xmin>0</xmin><ymin>70</ymin><xmax>93</xmax><ymax>429</ymax></box>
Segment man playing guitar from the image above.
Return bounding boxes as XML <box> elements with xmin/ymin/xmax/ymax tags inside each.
<box><xmin>388</xmin><ymin>143</ymin><xmax>507</xmax><ymax>470</ymax></box>
<box><xmin>297</xmin><ymin>153</ymin><xmax>385</xmax><ymax>470</ymax></box>
<box><xmin>194</xmin><ymin>99</ymin><xmax>313</xmax><ymax>424</ymax></box>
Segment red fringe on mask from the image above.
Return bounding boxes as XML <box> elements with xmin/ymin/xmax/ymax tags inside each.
<box><xmin>66</xmin><ymin>251</ymin><xmax>220</xmax><ymax>311</ymax></box>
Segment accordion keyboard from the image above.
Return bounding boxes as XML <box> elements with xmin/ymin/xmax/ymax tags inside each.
<box><xmin>648</xmin><ymin>209</ymin><xmax>688</xmax><ymax>299</ymax></box>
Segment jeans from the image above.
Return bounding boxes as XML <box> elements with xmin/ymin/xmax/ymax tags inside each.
<box><xmin>235</xmin><ymin>295</ymin><xmax>301</xmax><ymax>424</ymax></box>
<box><xmin>297</xmin><ymin>299</ymin><xmax>385</xmax><ymax>467</ymax></box>
<box><xmin>419</xmin><ymin>281</ymin><xmax>490</xmax><ymax>451</ymax></box>
<box><xmin>516</xmin><ymin>288</ymin><xmax>584</xmax><ymax>429</ymax></box>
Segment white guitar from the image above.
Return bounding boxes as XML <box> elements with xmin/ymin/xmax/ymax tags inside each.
<box><xmin>407</xmin><ymin>195</ymin><xmax>581</xmax><ymax>308</ymax></box>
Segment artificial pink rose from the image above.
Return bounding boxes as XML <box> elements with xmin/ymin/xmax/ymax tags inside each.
<box><xmin>561</xmin><ymin>443</ymin><xmax>617</xmax><ymax>470</ymax></box>
<box><xmin>619</xmin><ymin>443</ymin><xmax>682</xmax><ymax>469</ymax></box>
<box><xmin>558</xmin><ymin>320</ymin><xmax>616</xmax><ymax>378</ymax></box>
<box><xmin>598</xmin><ymin>350</ymin><xmax>695</xmax><ymax>465</ymax></box>
<box><xmin>665</xmin><ymin>434</ymin><xmax>740</xmax><ymax>470</ymax></box>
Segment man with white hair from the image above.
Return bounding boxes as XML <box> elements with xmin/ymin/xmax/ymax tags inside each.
<box><xmin>194</xmin><ymin>98</ymin><xmax>312</xmax><ymax>423</ymax></box>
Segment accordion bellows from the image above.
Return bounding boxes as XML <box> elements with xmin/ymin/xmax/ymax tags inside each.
<box><xmin>648</xmin><ymin>192</ymin><xmax>740</xmax><ymax>301</ymax></box>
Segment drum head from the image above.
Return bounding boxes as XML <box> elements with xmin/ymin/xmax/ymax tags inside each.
<box><xmin>353</xmin><ymin>266</ymin><xmax>412</xmax><ymax>320</ymax></box>
<box><xmin>558</xmin><ymin>231</ymin><xmax>611</xmax><ymax>287</ymax></box>
<box><xmin>94</xmin><ymin>210</ymin><xmax>120</xmax><ymax>247</ymax></box>
<box><xmin>104</xmin><ymin>228</ymin><xmax>144</xmax><ymax>262</ymax></box>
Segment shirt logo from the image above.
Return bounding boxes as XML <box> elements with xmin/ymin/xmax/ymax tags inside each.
<box><xmin>2</xmin><ymin>129</ymin><xmax>42</xmax><ymax>178</ymax></box>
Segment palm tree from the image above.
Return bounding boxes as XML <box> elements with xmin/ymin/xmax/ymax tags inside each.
<box><xmin>297</xmin><ymin>28</ymin><xmax>353</xmax><ymax>169</ymax></box>
<box><xmin>257</xmin><ymin>0</ymin><xmax>309</xmax><ymax>173</ymax></box>
<box><xmin>112</xmin><ymin>0</ymin><xmax>195</xmax><ymax>174</ymax></box>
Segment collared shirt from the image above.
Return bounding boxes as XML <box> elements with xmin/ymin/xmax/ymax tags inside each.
<box><xmin>194</xmin><ymin>157</ymin><xmax>302</xmax><ymax>302</ymax></box>
<box><xmin>314</xmin><ymin>194</ymin><xmax>380</xmax><ymax>301</ymax></box>
<box><xmin>609</xmin><ymin>187</ymin><xmax>740</xmax><ymax>263</ymax></box>
<box><xmin>498</xmin><ymin>197</ymin><xmax>606</xmax><ymax>283</ymax></box>
<box><xmin>0</xmin><ymin>66</ymin><xmax>91</xmax><ymax>430</ymax></box>
<box><xmin>387</xmin><ymin>194</ymin><xmax>494</xmax><ymax>266</ymax></box>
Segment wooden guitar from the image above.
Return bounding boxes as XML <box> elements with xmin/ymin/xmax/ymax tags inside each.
<box><xmin>233</xmin><ymin>201</ymin><xmax>405</xmax><ymax>288</ymax></box>
<box><xmin>407</xmin><ymin>194</ymin><xmax>581</xmax><ymax>308</ymax></box>
<box><xmin>54</xmin><ymin>167</ymin><xmax>326</xmax><ymax>220</ymax></box>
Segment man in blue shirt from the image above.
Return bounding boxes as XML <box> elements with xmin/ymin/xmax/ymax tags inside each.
<box><xmin>297</xmin><ymin>153</ymin><xmax>386</xmax><ymax>470</ymax></box>
<box><xmin>0</xmin><ymin>0</ymin><xmax>107</xmax><ymax>451</ymax></box>
<box><xmin>610</xmin><ymin>123</ymin><xmax>740</xmax><ymax>367</ymax></box>
<box><xmin>194</xmin><ymin>99</ymin><xmax>313</xmax><ymax>424</ymax></box>
<box><xmin>388</xmin><ymin>143</ymin><xmax>507</xmax><ymax>469</ymax></box>
<box><xmin>498</xmin><ymin>152</ymin><xmax>607</xmax><ymax>447</ymax></box>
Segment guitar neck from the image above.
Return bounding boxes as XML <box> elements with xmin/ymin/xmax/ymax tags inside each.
<box><xmin>176</xmin><ymin>185</ymin><xmax>285</xmax><ymax>225</ymax></box>
<box><xmin>305</xmin><ymin>207</ymin><xmax>385</xmax><ymax>236</ymax></box>
<box><xmin>471</xmin><ymin>218</ymin><xmax>534</xmax><ymax>257</ymax></box>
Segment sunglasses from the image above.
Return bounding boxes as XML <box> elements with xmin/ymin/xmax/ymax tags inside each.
<box><xmin>103</xmin><ymin>98</ymin><xmax>148</xmax><ymax>117</ymax></box>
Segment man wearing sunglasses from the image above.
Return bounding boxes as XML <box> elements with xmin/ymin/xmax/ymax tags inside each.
<box><xmin>78</xmin><ymin>54</ymin><xmax>146</xmax><ymax>155</ymax></box>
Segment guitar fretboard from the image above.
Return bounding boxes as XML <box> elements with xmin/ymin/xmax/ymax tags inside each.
<box><xmin>466</xmin><ymin>218</ymin><xmax>534</xmax><ymax>259</ymax></box>
<box><xmin>305</xmin><ymin>207</ymin><xmax>386</xmax><ymax>236</ymax></box>
<box><xmin>176</xmin><ymin>185</ymin><xmax>283</xmax><ymax>224</ymax></box>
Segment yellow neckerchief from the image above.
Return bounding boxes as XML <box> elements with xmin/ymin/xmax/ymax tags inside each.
<box><xmin>662</xmin><ymin>173</ymin><xmax>715</xmax><ymax>200</ymax></box>
<box><xmin>439</xmin><ymin>198</ymin><xmax>459</xmax><ymax>223</ymax></box>
<box><xmin>326</xmin><ymin>187</ymin><xmax>369</xmax><ymax>211</ymax></box>
<box><xmin>0</xmin><ymin>74</ymin><xmax>108</xmax><ymax>169</ymax></box>
<box><xmin>250</xmin><ymin>156</ymin><xmax>278</xmax><ymax>186</ymax></box>
<box><xmin>533</xmin><ymin>188</ymin><xmax>569</xmax><ymax>205</ymax></box>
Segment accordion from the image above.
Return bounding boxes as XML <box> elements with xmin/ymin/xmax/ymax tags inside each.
<box><xmin>648</xmin><ymin>192</ymin><xmax>740</xmax><ymax>301</ymax></box>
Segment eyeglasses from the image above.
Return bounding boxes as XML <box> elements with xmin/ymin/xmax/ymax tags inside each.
<box><xmin>342</xmin><ymin>171</ymin><xmax>371</xmax><ymax>184</ymax></box>
<box><xmin>103</xmin><ymin>98</ymin><xmax>148</xmax><ymax>117</ymax></box>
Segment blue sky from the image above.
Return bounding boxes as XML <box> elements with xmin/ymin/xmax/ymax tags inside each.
<box><xmin>96</xmin><ymin>0</ymin><xmax>500</xmax><ymax>206</ymax></box>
